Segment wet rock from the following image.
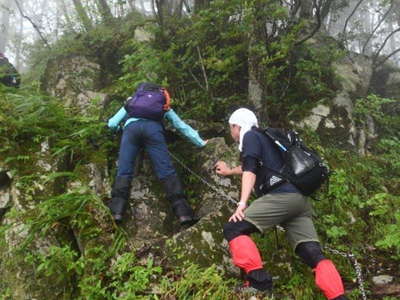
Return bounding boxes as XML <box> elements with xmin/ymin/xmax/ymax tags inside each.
<box><xmin>164</xmin><ymin>138</ymin><xmax>240</xmax><ymax>274</ymax></box>
<box><xmin>297</xmin><ymin>51</ymin><xmax>400</xmax><ymax>155</ymax></box>
<box><xmin>372</xmin><ymin>275</ymin><xmax>394</xmax><ymax>285</ymax></box>
<box><xmin>43</xmin><ymin>55</ymin><xmax>108</xmax><ymax>113</ymax></box>
<box><xmin>298</xmin><ymin>104</ymin><xmax>331</xmax><ymax>131</ymax></box>
<box><xmin>370</xmin><ymin>61</ymin><xmax>400</xmax><ymax>101</ymax></box>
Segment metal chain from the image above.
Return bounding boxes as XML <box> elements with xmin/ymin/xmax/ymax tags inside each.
<box><xmin>169</xmin><ymin>150</ymin><xmax>367</xmax><ymax>299</ymax></box>
<box><xmin>324</xmin><ymin>246</ymin><xmax>368</xmax><ymax>300</ymax></box>
<box><xmin>168</xmin><ymin>150</ymin><xmax>238</xmax><ymax>205</ymax></box>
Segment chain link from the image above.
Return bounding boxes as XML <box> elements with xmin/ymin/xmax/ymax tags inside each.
<box><xmin>169</xmin><ymin>150</ymin><xmax>367</xmax><ymax>299</ymax></box>
<box><xmin>324</xmin><ymin>246</ymin><xmax>367</xmax><ymax>300</ymax></box>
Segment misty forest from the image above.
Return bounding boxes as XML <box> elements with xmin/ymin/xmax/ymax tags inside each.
<box><xmin>0</xmin><ymin>0</ymin><xmax>399</xmax><ymax>299</ymax></box>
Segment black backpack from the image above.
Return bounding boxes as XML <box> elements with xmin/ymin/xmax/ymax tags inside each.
<box><xmin>256</xmin><ymin>128</ymin><xmax>329</xmax><ymax>196</ymax></box>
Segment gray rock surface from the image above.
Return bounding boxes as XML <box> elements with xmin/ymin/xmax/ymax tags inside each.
<box><xmin>372</xmin><ymin>275</ymin><xmax>394</xmax><ymax>285</ymax></box>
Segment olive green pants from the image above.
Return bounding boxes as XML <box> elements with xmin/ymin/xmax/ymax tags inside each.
<box><xmin>244</xmin><ymin>193</ymin><xmax>319</xmax><ymax>250</ymax></box>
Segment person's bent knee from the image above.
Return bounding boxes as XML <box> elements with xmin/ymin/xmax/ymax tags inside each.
<box><xmin>295</xmin><ymin>241</ymin><xmax>326</xmax><ymax>268</ymax></box>
<box><xmin>223</xmin><ymin>220</ymin><xmax>259</xmax><ymax>242</ymax></box>
<box><xmin>223</xmin><ymin>222</ymin><xmax>239</xmax><ymax>242</ymax></box>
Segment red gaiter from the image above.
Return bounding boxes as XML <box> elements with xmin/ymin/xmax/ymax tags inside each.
<box><xmin>314</xmin><ymin>259</ymin><xmax>345</xmax><ymax>299</ymax></box>
<box><xmin>229</xmin><ymin>235</ymin><xmax>263</xmax><ymax>273</ymax></box>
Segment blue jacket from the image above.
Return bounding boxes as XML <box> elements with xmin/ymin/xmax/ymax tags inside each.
<box><xmin>108</xmin><ymin>107</ymin><xmax>206</xmax><ymax>147</ymax></box>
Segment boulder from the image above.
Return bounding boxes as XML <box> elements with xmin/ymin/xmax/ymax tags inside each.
<box><xmin>43</xmin><ymin>55</ymin><xmax>108</xmax><ymax>113</ymax></box>
<box><xmin>372</xmin><ymin>275</ymin><xmax>394</xmax><ymax>285</ymax></box>
<box><xmin>370</xmin><ymin>61</ymin><xmax>400</xmax><ymax>101</ymax></box>
<box><xmin>164</xmin><ymin>137</ymin><xmax>240</xmax><ymax>274</ymax></box>
<box><xmin>298</xmin><ymin>51</ymin><xmax>400</xmax><ymax>155</ymax></box>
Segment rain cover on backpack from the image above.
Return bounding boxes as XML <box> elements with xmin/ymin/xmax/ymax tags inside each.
<box><xmin>125</xmin><ymin>82</ymin><xmax>170</xmax><ymax>121</ymax></box>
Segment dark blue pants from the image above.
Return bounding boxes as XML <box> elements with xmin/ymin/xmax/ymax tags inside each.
<box><xmin>117</xmin><ymin>120</ymin><xmax>176</xmax><ymax>180</ymax></box>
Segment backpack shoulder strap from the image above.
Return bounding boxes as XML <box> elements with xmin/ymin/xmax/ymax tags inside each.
<box><xmin>161</xmin><ymin>88</ymin><xmax>171</xmax><ymax>111</ymax></box>
<box><xmin>263</xmin><ymin>128</ymin><xmax>290</xmax><ymax>152</ymax></box>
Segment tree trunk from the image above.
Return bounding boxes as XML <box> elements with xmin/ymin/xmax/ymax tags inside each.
<box><xmin>394</xmin><ymin>0</ymin><xmax>400</xmax><ymax>27</ymax></box>
<box><xmin>127</xmin><ymin>0</ymin><xmax>135</xmax><ymax>10</ymax></box>
<box><xmin>299</xmin><ymin>0</ymin><xmax>314</xmax><ymax>19</ymax></box>
<box><xmin>15</xmin><ymin>14</ymin><xmax>23</xmax><ymax>70</ymax></box>
<box><xmin>0</xmin><ymin>0</ymin><xmax>12</xmax><ymax>53</ymax></box>
<box><xmin>328</xmin><ymin>0</ymin><xmax>357</xmax><ymax>37</ymax></box>
<box><xmin>155</xmin><ymin>0</ymin><xmax>184</xmax><ymax>24</ymax></box>
<box><xmin>248</xmin><ymin>37</ymin><xmax>263</xmax><ymax>113</ymax></box>
<box><xmin>387</xmin><ymin>19</ymin><xmax>399</xmax><ymax>63</ymax></box>
<box><xmin>96</xmin><ymin>0</ymin><xmax>113</xmax><ymax>23</ymax></box>
<box><xmin>57</xmin><ymin>0</ymin><xmax>73</xmax><ymax>30</ymax></box>
<box><xmin>361</xmin><ymin>5</ymin><xmax>373</xmax><ymax>55</ymax></box>
<box><xmin>72</xmin><ymin>0</ymin><xmax>92</xmax><ymax>31</ymax></box>
<box><xmin>14</xmin><ymin>0</ymin><xmax>51</xmax><ymax>48</ymax></box>
<box><xmin>247</xmin><ymin>1</ymin><xmax>267</xmax><ymax>116</ymax></box>
<box><xmin>194</xmin><ymin>0</ymin><xmax>209</xmax><ymax>13</ymax></box>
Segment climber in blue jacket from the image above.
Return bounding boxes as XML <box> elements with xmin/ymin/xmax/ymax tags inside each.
<box><xmin>107</xmin><ymin>82</ymin><xmax>206</xmax><ymax>225</ymax></box>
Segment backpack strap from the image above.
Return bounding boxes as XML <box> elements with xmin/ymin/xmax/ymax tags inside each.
<box><xmin>162</xmin><ymin>88</ymin><xmax>171</xmax><ymax>111</ymax></box>
<box><xmin>263</xmin><ymin>128</ymin><xmax>289</xmax><ymax>152</ymax></box>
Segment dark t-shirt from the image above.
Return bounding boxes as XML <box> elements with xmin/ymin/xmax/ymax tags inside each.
<box><xmin>241</xmin><ymin>129</ymin><xmax>299</xmax><ymax>194</ymax></box>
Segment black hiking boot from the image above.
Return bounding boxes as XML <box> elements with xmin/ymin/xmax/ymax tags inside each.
<box><xmin>162</xmin><ymin>174</ymin><xmax>197</xmax><ymax>227</ymax></box>
<box><xmin>107</xmin><ymin>176</ymin><xmax>132</xmax><ymax>223</ymax></box>
<box><xmin>236</xmin><ymin>269</ymin><xmax>273</xmax><ymax>295</ymax></box>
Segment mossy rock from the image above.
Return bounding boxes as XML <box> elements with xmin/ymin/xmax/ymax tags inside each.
<box><xmin>42</xmin><ymin>55</ymin><xmax>108</xmax><ymax>112</ymax></box>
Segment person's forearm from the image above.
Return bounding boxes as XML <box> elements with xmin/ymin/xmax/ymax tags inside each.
<box><xmin>239</xmin><ymin>171</ymin><xmax>256</xmax><ymax>204</ymax></box>
<box><xmin>230</xmin><ymin>165</ymin><xmax>243</xmax><ymax>176</ymax></box>
<box><xmin>108</xmin><ymin>107</ymin><xmax>127</xmax><ymax>128</ymax></box>
<box><xmin>165</xmin><ymin>109</ymin><xmax>206</xmax><ymax>147</ymax></box>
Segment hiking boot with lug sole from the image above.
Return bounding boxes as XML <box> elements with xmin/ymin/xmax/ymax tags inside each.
<box><xmin>113</xmin><ymin>213</ymin><xmax>123</xmax><ymax>223</ymax></box>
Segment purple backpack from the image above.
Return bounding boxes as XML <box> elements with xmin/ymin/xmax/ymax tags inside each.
<box><xmin>124</xmin><ymin>82</ymin><xmax>170</xmax><ymax>121</ymax></box>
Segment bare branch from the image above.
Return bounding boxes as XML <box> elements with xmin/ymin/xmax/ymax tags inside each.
<box><xmin>342</xmin><ymin>0</ymin><xmax>366</xmax><ymax>43</ymax></box>
<box><xmin>152</xmin><ymin>0</ymin><xmax>162</xmax><ymax>26</ymax></box>
<box><xmin>373</xmin><ymin>27</ymin><xmax>400</xmax><ymax>65</ymax></box>
<box><xmin>188</xmin><ymin>68</ymin><xmax>206</xmax><ymax>91</ymax></box>
<box><xmin>377</xmin><ymin>47</ymin><xmax>400</xmax><ymax>66</ymax></box>
<box><xmin>14</xmin><ymin>0</ymin><xmax>51</xmax><ymax>48</ymax></box>
<box><xmin>320</xmin><ymin>0</ymin><xmax>334</xmax><ymax>20</ymax></box>
<box><xmin>196</xmin><ymin>46</ymin><xmax>209</xmax><ymax>91</ymax></box>
<box><xmin>295</xmin><ymin>0</ymin><xmax>323</xmax><ymax>46</ymax></box>
<box><xmin>362</xmin><ymin>0</ymin><xmax>394</xmax><ymax>54</ymax></box>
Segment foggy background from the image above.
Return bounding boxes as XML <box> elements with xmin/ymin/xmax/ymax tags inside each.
<box><xmin>0</xmin><ymin>0</ymin><xmax>399</xmax><ymax>72</ymax></box>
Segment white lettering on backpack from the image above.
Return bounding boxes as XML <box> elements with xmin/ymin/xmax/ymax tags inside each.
<box><xmin>269</xmin><ymin>176</ymin><xmax>282</xmax><ymax>186</ymax></box>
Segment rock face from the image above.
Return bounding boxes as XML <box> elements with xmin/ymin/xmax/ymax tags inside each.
<box><xmin>297</xmin><ymin>51</ymin><xmax>400</xmax><ymax>155</ymax></box>
<box><xmin>42</xmin><ymin>55</ymin><xmax>108</xmax><ymax>113</ymax></box>
<box><xmin>0</xmin><ymin>133</ymin><xmax>241</xmax><ymax>299</ymax></box>
<box><xmin>109</xmin><ymin>137</ymin><xmax>240</xmax><ymax>269</ymax></box>
<box><xmin>164</xmin><ymin>138</ymin><xmax>240</xmax><ymax>274</ymax></box>
<box><xmin>370</xmin><ymin>61</ymin><xmax>400</xmax><ymax>101</ymax></box>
